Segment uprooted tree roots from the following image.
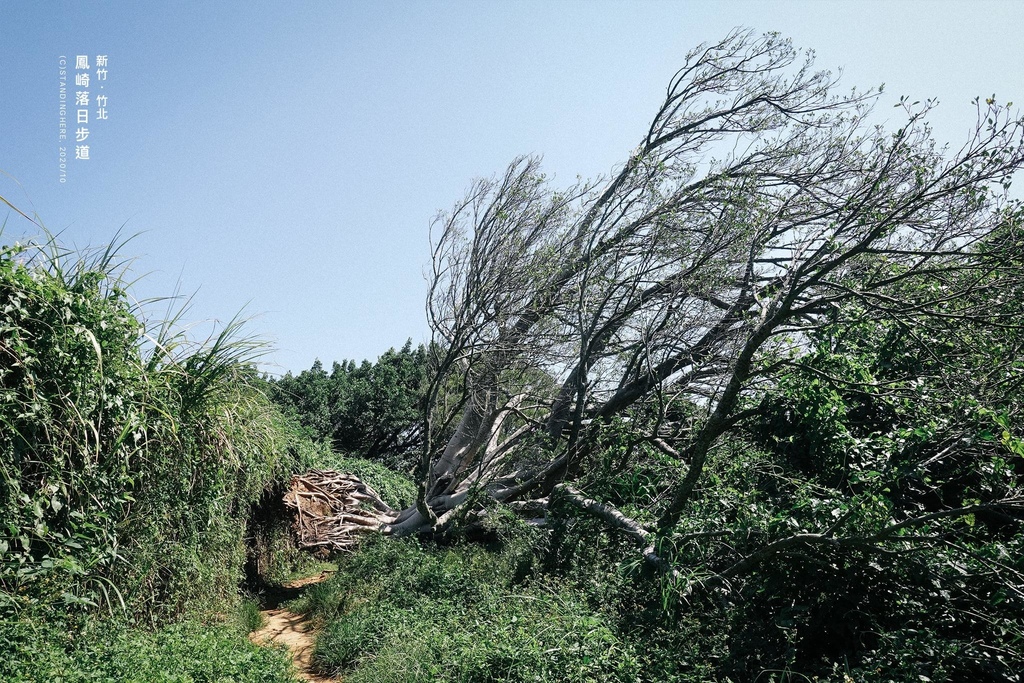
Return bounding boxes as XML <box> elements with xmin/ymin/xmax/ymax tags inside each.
<box><xmin>283</xmin><ymin>470</ymin><xmax>397</xmax><ymax>552</ymax></box>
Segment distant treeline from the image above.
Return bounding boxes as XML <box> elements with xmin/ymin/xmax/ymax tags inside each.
<box><xmin>265</xmin><ymin>341</ymin><xmax>426</xmax><ymax>473</ymax></box>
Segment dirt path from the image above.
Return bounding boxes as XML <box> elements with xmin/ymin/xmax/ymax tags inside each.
<box><xmin>249</xmin><ymin>573</ymin><xmax>336</xmax><ymax>682</ymax></box>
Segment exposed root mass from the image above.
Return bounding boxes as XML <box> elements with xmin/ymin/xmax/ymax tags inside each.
<box><xmin>284</xmin><ymin>470</ymin><xmax>397</xmax><ymax>551</ymax></box>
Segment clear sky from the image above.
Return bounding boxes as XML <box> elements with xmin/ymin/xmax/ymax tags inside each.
<box><xmin>2</xmin><ymin>0</ymin><xmax>1022</xmax><ymax>374</ymax></box>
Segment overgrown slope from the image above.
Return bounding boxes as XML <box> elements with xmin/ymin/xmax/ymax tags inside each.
<box><xmin>0</xmin><ymin>234</ymin><xmax>305</xmax><ymax>681</ymax></box>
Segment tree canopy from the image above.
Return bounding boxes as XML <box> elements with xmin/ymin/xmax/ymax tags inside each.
<box><xmin>395</xmin><ymin>30</ymin><xmax>1024</xmax><ymax>540</ymax></box>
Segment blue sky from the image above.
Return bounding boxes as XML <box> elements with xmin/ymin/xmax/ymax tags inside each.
<box><xmin>2</xmin><ymin>1</ymin><xmax>1022</xmax><ymax>374</ymax></box>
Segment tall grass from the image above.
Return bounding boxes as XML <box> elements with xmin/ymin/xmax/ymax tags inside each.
<box><xmin>0</xmin><ymin>230</ymin><xmax>296</xmax><ymax>619</ymax></box>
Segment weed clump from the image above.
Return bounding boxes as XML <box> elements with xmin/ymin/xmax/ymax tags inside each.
<box><xmin>0</xmin><ymin>607</ymin><xmax>296</xmax><ymax>682</ymax></box>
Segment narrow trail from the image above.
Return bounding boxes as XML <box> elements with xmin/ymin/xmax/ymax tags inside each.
<box><xmin>249</xmin><ymin>572</ymin><xmax>336</xmax><ymax>683</ymax></box>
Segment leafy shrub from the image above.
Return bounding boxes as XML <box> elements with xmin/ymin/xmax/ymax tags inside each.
<box><xmin>0</xmin><ymin>235</ymin><xmax>300</xmax><ymax>619</ymax></box>
<box><xmin>267</xmin><ymin>341</ymin><xmax>427</xmax><ymax>473</ymax></box>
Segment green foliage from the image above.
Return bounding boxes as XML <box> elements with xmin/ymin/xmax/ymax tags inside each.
<box><xmin>359</xmin><ymin>213</ymin><xmax>1024</xmax><ymax>681</ymax></box>
<box><xmin>0</xmin><ymin>611</ymin><xmax>296</xmax><ymax>682</ymax></box>
<box><xmin>579</xmin><ymin>413</ymin><xmax>689</xmax><ymax>526</ymax></box>
<box><xmin>283</xmin><ymin>216</ymin><xmax>1024</xmax><ymax>680</ymax></box>
<box><xmin>237</xmin><ymin>597</ymin><xmax>266</xmax><ymax>633</ymax></box>
<box><xmin>294</xmin><ymin>534</ymin><xmax>642</xmax><ymax>683</ymax></box>
<box><xmin>268</xmin><ymin>341</ymin><xmax>427</xmax><ymax>473</ymax></box>
<box><xmin>679</xmin><ymin>221</ymin><xmax>1024</xmax><ymax>680</ymax></box>
<box><xmin>249</xmin><ymin>503</ymin><xmax>334</xmax><ymax>587</ymax></box>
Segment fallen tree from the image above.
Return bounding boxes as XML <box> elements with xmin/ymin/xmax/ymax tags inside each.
<box><xmin>292</xmin><ymin>30</ymin><xmax>1024</xmax><ymax>594</ymax></box>
<box><xmin>405</xmin><ymin>28</ymin><xmax>1024</xmax><ymax>529</ymax></box>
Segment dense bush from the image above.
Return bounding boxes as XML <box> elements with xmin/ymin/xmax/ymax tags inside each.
<box><xmin>0</xmin><ymin>236</ymin><xmax>301</xmax><ymax>618</ymax></box>
<box><xmin>0</xmin><ymin>234</ymin><xmax>305</xmax><ymax>681</ymax></box>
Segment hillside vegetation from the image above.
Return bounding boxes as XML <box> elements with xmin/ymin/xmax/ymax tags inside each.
<box><xmin>3</xmin><ymin>29</ymin><xmax>1024</xmax><ymax>683</ymax></box>
<box><xmin>0</xmin><ymin>235</ymin><xmax>315</xmax><ymax>681</ymax></box>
